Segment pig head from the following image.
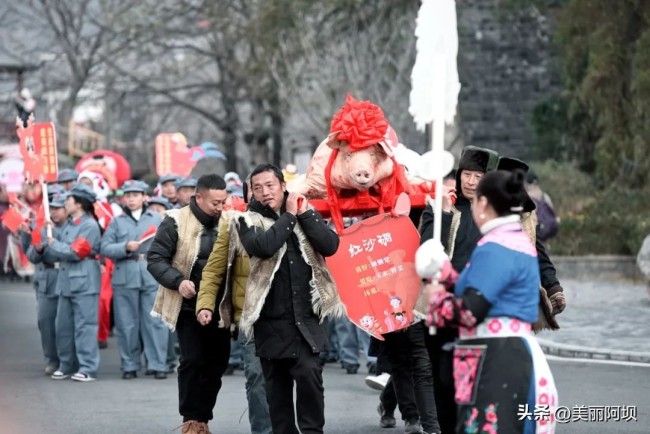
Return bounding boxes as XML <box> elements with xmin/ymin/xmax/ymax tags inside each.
<box><xmin>287</xmin><ymin>135</ymin><xmax>395</xmax><ymax>198</ymax></box>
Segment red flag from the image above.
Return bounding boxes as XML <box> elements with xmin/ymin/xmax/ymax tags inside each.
<box><xmin>31</xmin><ymin>227</ymin><xmax>43</xmax><ymax>246</ymax></box>
<box><xmin>139</xmin><ymin>225</ymin><xmax>158</xmax><ymax>243</ymax></box>
<box><xmin>1</xmin><ymin>207</ymin><xmax>25</xmax><ymax>233</ymax></box>
<box><xmin>30</xmin><ymin>205</ymin><xmax>46</xmax><ymax>245</ymax></box>
<box><xmin>225</xmin><ymin>196</ymin><xmax>246</xmax><ymax>212</ymax></box>
<box><xmin>94</xmin><ymin>201</ymin><xmax>114</xmax><ymax>230</ymax></box>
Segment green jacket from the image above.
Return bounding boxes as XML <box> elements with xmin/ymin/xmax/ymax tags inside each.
<box><xmin>197</xmin><ymin>211</ymin><xmax>250</xmax><ymax>327</ymax></box>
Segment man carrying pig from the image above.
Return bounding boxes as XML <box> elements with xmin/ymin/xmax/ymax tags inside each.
<box><xmin>236</xmin><ymin>163</ymin><xmax>344</xmax><ymax>434</ymax></box>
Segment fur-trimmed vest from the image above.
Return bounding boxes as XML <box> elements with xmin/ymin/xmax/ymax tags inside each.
<box><xmin>522</xmin><ymin>211</ymin><xmax>559</xmax><ymax>331</ymax></box>
<box><xmin>238</xmin><ymin>211</ymin><xmax>344</xmax><ymax>338</ymax></box>
<box><xmin>150</xmin><ymin>206</ymin><xmax>203</xmax><ymax>330</ymax></box>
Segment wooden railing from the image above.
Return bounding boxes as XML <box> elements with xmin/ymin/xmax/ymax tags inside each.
<box><xmin>66</xmin><ymin>120</ymin><xmax>127</xmax><ymax>157</ymax></box>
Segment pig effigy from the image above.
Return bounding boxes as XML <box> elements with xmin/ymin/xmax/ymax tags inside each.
<box><xmin>288</xmin><ymin>94</ymin><xmax>435</xmax><ymax>232</ymax></box>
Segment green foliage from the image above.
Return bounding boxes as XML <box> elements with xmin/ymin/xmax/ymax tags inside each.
<box><xmin>532</xmin><ymin>161</ymin><xmax>650</xmax><ymax>255</ymax></box>
<box><xmin>558</xmin><ymin>0</ymin><xmax>650</xmax><ymax>188</ymax></box>
<box><xmin>530</xmin><ymin>94</ymin><xmax>569</xmax><ymax>161</ymax></box>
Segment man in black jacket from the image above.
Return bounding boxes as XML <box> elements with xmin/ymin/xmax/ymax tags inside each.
<box><xmin>237</xmin><ymin>164</ymin><xmax>340</xmax><ymax>434</ymax></box>
<box><xmin>147</xmin><ymin>174</ymin><xmax>230</xmax><ymax>434</ymax></box>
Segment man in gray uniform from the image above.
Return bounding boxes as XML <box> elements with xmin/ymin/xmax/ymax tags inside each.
<box><xmin>56</xmin><ymin>168</ymin><xmax>78</xmax><ymax>191</ymax></box>
<box><xmin>175</xmin><ymin>176</ymin><xmax>197</xmax><ymax>208</ymax></box>
<box><xmin>101</xmin><ymin>180</ymin><xmax>169</xmax><ymax>379</ymax></box>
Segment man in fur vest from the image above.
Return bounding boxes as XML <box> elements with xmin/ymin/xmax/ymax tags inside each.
<box><xmin>237</xmin><ymin>163</ymin><xmax>343</xmax><ymax>434</ymax></box>
<box><xmin>147</xmin><ymin>174</ymin><xmax>230</xmax><ymax>434</ymax></box>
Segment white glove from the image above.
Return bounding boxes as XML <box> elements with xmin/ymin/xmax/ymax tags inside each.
<box><xmin>415</xmin><ymin>238</ymin><xmax>450</xmax><ymax>280</ymax></box>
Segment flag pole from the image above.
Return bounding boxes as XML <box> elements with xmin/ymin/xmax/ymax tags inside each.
<box><xmin>40</xmin><ymin>176</ymin><xmax>53</xmax><ymax>238</ymax></box>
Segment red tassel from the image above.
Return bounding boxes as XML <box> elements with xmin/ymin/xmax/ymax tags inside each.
<box><xmin>70</xmin><ymin>237</ymin><xmax>93</xmax><ymax>259</ymax></box>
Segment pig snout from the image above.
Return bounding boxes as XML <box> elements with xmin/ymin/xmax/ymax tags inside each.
<box><xmin>347</xmin><ymin>152</ymin><xmax>376</xmax><ymax>189</ymax></box>
<box><xmin>353</xmin><ymin>167</ymin><xmax>373</xmax><ymax>186</ymax></box>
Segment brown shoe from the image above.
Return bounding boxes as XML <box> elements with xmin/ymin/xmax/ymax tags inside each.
<box><xmin>174</xmin><ymin>420</ymin><xmax>204</xmax><ymax>434</ymax></box>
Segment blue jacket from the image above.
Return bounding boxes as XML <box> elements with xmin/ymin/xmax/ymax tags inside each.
<box><xmin>46</xmin><ymin>213</ymin><xmax>102</xmax><ymax>297</ymax></box>
<box><xmin>23</xmin><ymin>226</ymin><xmax>64</xmax><ymax>297</ymax></box>
<box><xmin>100</xmin><ymin>208</ymin><xmax>162</xmax><ymax>289</ymax></box>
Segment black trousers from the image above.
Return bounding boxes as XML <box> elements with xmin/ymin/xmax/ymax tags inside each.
<box><xmin>176</xmin><ymin>309</ymin><xmax>230</xmax><ymax>423</ymax></box>
<box><xmin>383</xmin><ymin>322</ymin><xmax>440</xmax><ymax>433</ymax></box>
<box><xmin>381</xmin><ymin>374</ymin><xmax>419</xmax><ymax>422</ymax></box>
<box><xmin>260</xmin><ymin>340</ymin><xmax>325</xmax><ymax>434</ymax></box>
<box><xmin>425</xmin><ymin>330</ymin><xmax>457</xmax><ymax>434</ymax></box>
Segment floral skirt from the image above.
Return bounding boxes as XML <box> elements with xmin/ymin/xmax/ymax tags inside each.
<box><xmin>454</xmin><ymin>333</ymin><xmax>557</xmax><ymax>434</ymax></box>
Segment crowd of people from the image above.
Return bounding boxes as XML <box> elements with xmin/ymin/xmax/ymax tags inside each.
<box><xmin>0</xmin><ymin>139</ymin><xmax>568</xmax><ymax>434</ymax></box>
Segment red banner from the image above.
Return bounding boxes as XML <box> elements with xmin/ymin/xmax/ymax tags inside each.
<box><xmin>326</xmin><ymin>213</ymin><xmax>422</xmax><ymax>340</ymax></box>
<box><xmin>17</xmin><ymin>117</ymin><xmax>58</xmax><ymax>183</ymax></box>
<box><xmin>155</xmin><ymin>133</ymin><xmax>204</xmax><ymax>177</ymax></box>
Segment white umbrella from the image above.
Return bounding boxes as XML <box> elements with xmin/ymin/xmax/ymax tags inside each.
<box><xmin>409</xmin><ymin>0</ymin><xmax>460</xmax><ymax>334</ymax></box>
<box><xmin>408</xmin><ymin>0</ymin><xmax>460</xmax><ymax>243</ymax></box>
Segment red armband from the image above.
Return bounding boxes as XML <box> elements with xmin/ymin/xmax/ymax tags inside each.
<box><xmin>70</xmin><ymin>237</ymin><xmax>93</xmax><ymax>259</ymax></box>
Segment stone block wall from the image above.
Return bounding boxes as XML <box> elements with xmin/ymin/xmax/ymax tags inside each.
<box><xmin>456</xmin><ymin>0</ymin><xmax>560</xmax><ymax>159</ymax></box>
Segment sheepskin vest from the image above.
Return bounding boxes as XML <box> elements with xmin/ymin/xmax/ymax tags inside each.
<box><xmin>151</xmin><ymin>206</ymin><xmax>203</xmax><ymax>331</ymax></box>
<box><xmin>238</xmin><ymin>211</ymin><xmax>344</xmax><ymax>338</ymax></box>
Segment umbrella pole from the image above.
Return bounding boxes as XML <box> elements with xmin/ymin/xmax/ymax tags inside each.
<box><xmin>429</xmin><ymin>59</ymin><xmax>446</xmax><ymax>335</ymax></box>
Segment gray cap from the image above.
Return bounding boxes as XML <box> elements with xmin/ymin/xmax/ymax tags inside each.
<box><xmin>175</xmin><ymin>176</ymin><xmax>197</xmax><ymax>189</ymax></box>
<box><xmin>57</xmin><ymin>169</ymin><xmax>79</xmax><ymax>183</ymax></box>
<box><xmin>121</xmin><ymin>179</ymin><xmax>149</xmax><ymax>194</ymax></box>
<box><xmin>147</xmin><ymin>196</ymin><xmax>172</xmax><ymax>210</ymax></box>
<box><xmin>49</xmin><ymin>192</ymin><xmax>67</xmax><ymax>208</ymax></box>
<box><xmin>68</xmin><ymin>183</ymin><xmax>97</xmax><ymax>203</ymax></box>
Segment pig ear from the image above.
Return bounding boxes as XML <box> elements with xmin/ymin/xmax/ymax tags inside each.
<box><xmin>326</xmin><ymin>132</ymin><xmax>345</xmax><ymax>150</ymax></box>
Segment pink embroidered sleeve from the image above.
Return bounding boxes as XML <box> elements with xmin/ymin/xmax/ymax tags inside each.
<box><xmin>426</xmin><ymin>291</ymin><xmax>479</xmax><ymax>329</ymax></box>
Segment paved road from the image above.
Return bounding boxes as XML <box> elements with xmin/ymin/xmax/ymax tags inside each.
<box><xmin>0</xmin><ymin>280</ymin><xmax>648</xmax><ymax>434</ymax></box>
<box><xmin>537</xmin><ymin>278</ymin><xmax>650</xmax><ymax>352</ymax></box>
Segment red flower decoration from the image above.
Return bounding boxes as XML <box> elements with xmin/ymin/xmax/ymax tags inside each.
<box><xmin>510</xmin><ymin>319</ymin><xmax>521</xmax><ymax>332</ymax></box>
<box><xmin>330</xmin><ymin>94</ymin><xmax>389</xmax><ymax>151</ymax></box>
<box><xmin>487</xmin><ymin>319</ymin><xmax>502</xmax><ymax>334</ymax></box>
<box><xmin>486</xmin><ymin>410</ymin><xmax>498</xmax><ymax>423</ymax></box>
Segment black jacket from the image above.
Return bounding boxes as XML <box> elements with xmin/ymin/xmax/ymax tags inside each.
<box><xmin>419</xmin><ymin>201</ymin><xmax>561</xmax><ymax>291</ymax></box>
<box><xmin>238</xmin><ymin>198</ymin><xmax>339</xmax><ymax>359</ymax></box>
<box><xmin>147</xmin><ymin>197</ymin><xmax>220</xmax><ymax>313</ymax></box>
<box><xmin>420</xmin><ymin>197</ymin><xmax>481</xmax><ymax>273</ymax></box>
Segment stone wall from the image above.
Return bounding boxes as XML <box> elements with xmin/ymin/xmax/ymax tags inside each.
<box><xmin>551</xmin><ymin>255</ymin><xmax>645</xmax><ymax>282</ymax></box>
<box><xmin>283</xmin><ymin>1</ymin><xmax>561</xmax><ymax>165</ymax></box>
<box><xmin>456</xmin><ymin>0</ymin><xmax>560</xmax><ymax>159</ymax></box>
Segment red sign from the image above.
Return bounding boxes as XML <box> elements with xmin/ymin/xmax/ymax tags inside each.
<box><xmin>326</xmin><ymin>213</ymin><xmax>422</xmax><ymax>340</ymax></box>
<box><xmin>155</xmin><ymin>133</ymin><xmax>204</xmax><ymax>177</ymax></box>
<box><xmin>16</xmin><ymin>116</ymin><xmax>58</xmax><ymax>183</ymax></box>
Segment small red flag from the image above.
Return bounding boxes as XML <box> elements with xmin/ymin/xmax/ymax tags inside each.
<box><xmin>1</xmin><ymin>207</ymin><xmax>25</xmax><ymax>234</ymax></box>
<box><xmin>94</xmin><ymin>202</ymin><xmax>114</xmax><ymax>230</ymax></box>
<box><xmin>139</xmin><ymin>225</ymin><xmax>158</xmax><ymax>243</ymax></box>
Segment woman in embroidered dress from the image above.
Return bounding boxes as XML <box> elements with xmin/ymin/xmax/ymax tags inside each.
<box><xmin>416</xmin><ymin>170</ymin><xmax>557</xmax><ymax>434</ymax></box>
